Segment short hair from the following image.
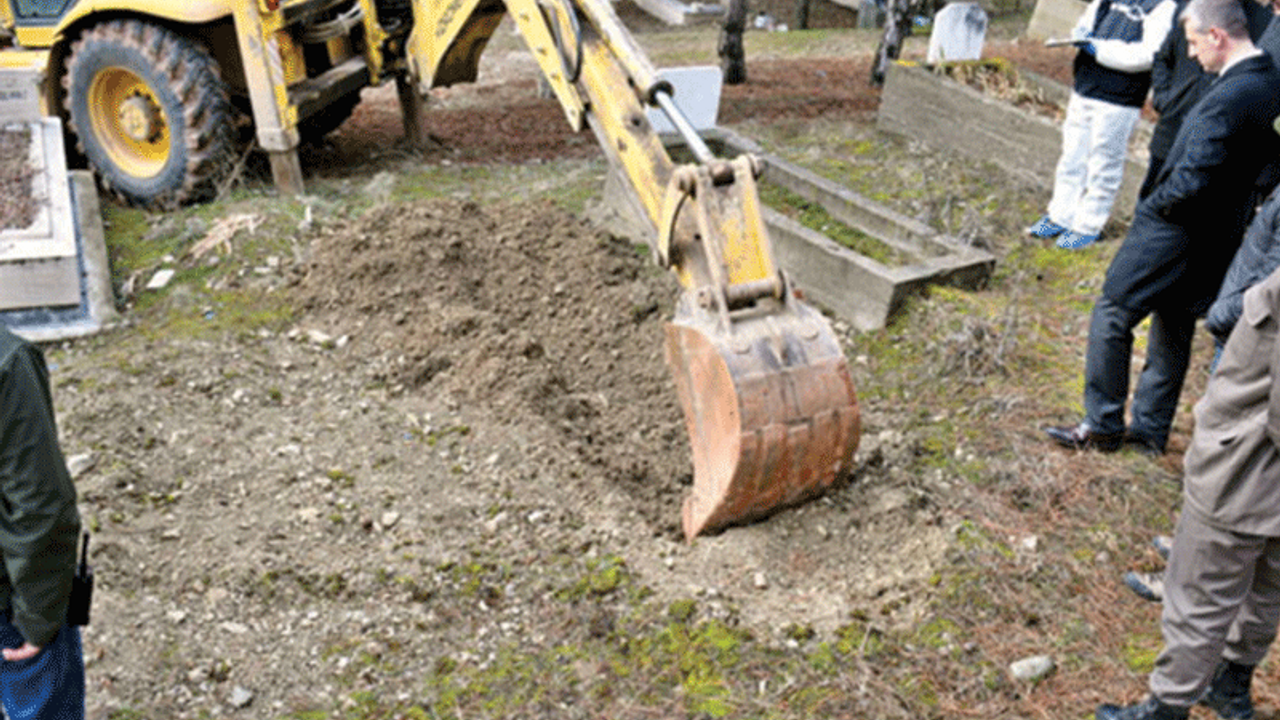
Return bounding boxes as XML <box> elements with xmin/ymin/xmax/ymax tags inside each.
<box><xmin>1180</xmin><ymin>0</ymin><xmax>1249</xmax><ymax>38</ymax></box>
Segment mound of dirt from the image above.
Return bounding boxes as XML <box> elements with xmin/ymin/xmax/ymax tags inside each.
<box><xmin>65</xmin><ymin>26</ymin><xmax>1084</xmax><ymax>719</ymax></box>
<box><xmin>291</xmin><ymin>197</ymin><xmax>692</xmax><ymax>536</ymax></box>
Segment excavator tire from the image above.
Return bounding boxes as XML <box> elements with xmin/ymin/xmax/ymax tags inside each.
<box><xmin>64</xmin><ymin>20</ymin><xmax>235</xmax><ymax>208</ymax></box>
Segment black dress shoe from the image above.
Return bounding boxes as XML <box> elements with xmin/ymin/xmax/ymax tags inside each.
<box><xmin>1124</xmin><ymin>432</ymin><xmax>1165</xmax><ymax>457</ymax></box>
<box><xmin>1096</xmin><ymin>696</ymin><xmax>1189</xmax><ymax>720</ymax></box>
<box><xmin>1044</xmin><ymin>423</ymin><xmax>1123</xmax><ymax>452</ymax></box>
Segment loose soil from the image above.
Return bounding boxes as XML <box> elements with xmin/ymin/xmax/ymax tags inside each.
<box><xmin>35</xmin><ymin>9</ymin><xmax>1183</xmax><ymax>720</ymax></box>
<box><xmin>0</xmin><ymin>126</ymin><xmax>38</xmax><ymax>230</ymax></box>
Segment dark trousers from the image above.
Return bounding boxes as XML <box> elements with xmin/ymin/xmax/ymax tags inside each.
<box><xmin>1083</xmin><ymin>294</ymin><xmax>1197</xmax><ymax>449</ymax></box>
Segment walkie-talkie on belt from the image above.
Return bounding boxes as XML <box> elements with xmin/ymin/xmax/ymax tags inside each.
<box><xmin>66</xmin><ymin>532</ymin><xmax>92</xmax><ymax>627</ymax></box>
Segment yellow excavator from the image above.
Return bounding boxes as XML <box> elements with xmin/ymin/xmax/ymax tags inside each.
<box><xmin>0</xmin><ymin>0</ymin><xmax>860</xmax><ymax>539</ymax></box>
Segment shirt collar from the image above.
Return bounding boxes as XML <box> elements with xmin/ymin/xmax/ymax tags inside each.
<box><xmin>1220</xmin><ymin>47</ymin><xmax>1264</xmax><ymax>76</ymax></box>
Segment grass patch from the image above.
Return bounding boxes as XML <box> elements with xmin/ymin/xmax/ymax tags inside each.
<box><xmin>757</xmin><ymin>182</ymin><xmax>911</xmax><ymax>265</ymax></box>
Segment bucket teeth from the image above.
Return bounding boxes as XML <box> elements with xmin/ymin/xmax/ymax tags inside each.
<box><xmin>664</xmin><ymin>301</ymin><xmax>860</xmax><ymax>540</ymax></box>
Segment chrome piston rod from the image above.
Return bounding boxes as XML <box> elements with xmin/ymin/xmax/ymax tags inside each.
<box><xmin>652</xmin><ymin>91</ymin><xmax>715</xmax><ymax>164</ymax></box>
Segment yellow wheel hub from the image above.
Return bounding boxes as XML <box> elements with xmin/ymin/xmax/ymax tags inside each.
<box><xmin>87</xmin><ymin>67</ymin><xmax>170</xmax><ymax>179</ymax></box>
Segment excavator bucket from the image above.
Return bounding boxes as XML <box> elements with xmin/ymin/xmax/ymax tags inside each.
<box><xmin>665</xmin><ymin>294</ymin><xmax>860</xmax><ymax>540</ymax></box>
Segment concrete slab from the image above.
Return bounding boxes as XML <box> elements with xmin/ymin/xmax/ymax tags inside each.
<box><xmin>1025</xmin><ymin>0</ymin><xmax>1087</xmax><ymax>40</ymax></box>
<box><xmin>876</xmin><ymin>61</ymin><xmax>1147</xmax><ymax>223</ymax></box>
<box><xmin>591</xmin><ymin>126</ymin><xmax>996</xmax><ymax>331</ymax></box>
<box><xmin>627</xmin><ymin>0</ymin><xmax>724</xmax><ymax>25</ymax></box>
<box><xmin>0</xmin><ymin>115</ymin><xmax>118</xmax><ymax>341</ymax></box>
<box><xmin>0</xmin><ymin>68</ymin><xmax>42</xmax><ymax>124</ymax></box>
<box><xmin>712</xmin><ymin>128</ymin><xmax>995</xmax><ymax>330</ymax></box>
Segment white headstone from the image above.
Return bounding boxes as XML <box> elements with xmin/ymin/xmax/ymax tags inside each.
<box><xmin>645</xmin><ymin>66</ymin><xmax>722</xmax><ymax>135</ymax></box>
<box><xmin>0</xmin><ymin>69</ymin><xmax>42</xmax><ymax>124</ymax></box>
<box><xmin>927</xmin><ymin>2</ymin><xmax>988</xmax><ymax>64</ymax></box>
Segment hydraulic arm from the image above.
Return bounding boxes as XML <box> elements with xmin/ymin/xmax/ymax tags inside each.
<box><xmin>402</xmin><ymin>0</ymin><xmax>862</xmax><ymax>538</ymax></box>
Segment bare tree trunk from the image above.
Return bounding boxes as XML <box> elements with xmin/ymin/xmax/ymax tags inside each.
<box><xmin>719</xmin><ymin>0</ymin><xmax>748</xmax><ymax>85</ymax></box>
<box><xmin>870</xmin><ymin>0</ymin><xmax>916</xmax><ymax>85</ymax></box>
<box><xmin>795</xmin><ymin>0</ymin><xmax>811</xmax><ymax>29</ymax></box>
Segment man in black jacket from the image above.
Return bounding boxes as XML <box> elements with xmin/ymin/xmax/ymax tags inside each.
<box><xmin>1046</xmin><ymin>0</ymin><xmax>1280</xmax><ymax>457</ymax></box>
<box><xmin>1206</xmin><ymin>179</ymin><xmax>1280</xmax><ymax>353</ymax></box>
<box><xmin>1140</xmin><ymin>0</ymin><xmax>1272</xmax><ymax>198</ymax></box>
<box><xmin>0</xmin><ymin>325</ymin><xmax>84</xmax><ymax>719</ymax></box>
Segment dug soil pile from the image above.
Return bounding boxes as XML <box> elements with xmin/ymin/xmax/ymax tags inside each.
<box><xmin>59</xmin><ymin>18</ymin><xmax>1101</xmax><ymax>719</ymax></box>
<box><xmin>292</xmin><ymin>197</ymin><xmax>691</xmax><ymax>535</ymax></box>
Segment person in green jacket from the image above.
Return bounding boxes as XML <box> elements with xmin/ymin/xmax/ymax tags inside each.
<box><xmin>0</xmin><ymin>325</ymin><xmax>84</xmax><ymax>719</ymax></box>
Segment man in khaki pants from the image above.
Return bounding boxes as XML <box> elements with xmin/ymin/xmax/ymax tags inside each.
<box><xmin>1097</xmin><ymin>259</ymin><xmax>1280</xmax><ymax>720</ymax></box>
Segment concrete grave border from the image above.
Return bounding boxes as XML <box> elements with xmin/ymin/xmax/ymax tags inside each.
<box><xmin>876</xmin><ymin>60</ymin><xmax>1148</xmax><ymax>223</ymax></box>
<box><xmin>0</xmin><ymin>124</ymin><xmax>117</xmax><ymax>341</ymax></box>
<box><xmin>711</xmin><ymin>128</ymin><xmax>995</xmax><ymax>331</ymax></box>
<box><xmin>591</xmin><ymin>127</ymin><xmax>996</xmax><ymax>331</ymax></box>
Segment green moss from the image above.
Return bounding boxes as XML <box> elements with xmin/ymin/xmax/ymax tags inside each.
<box><xmin>954</xmin><ymin>520</ymin><xmax>1014</xmax><ymax>559</ymax></box>
<box><xmin>326</xmin><ymin>468</ymin><xmax>356</xmax><ymax>488</ymax></box>
<box><xmin>833</xmin><ymin>621</ymin><xmax>885</xmax><ymax>657</ymax></box>
<box><xmin>1121</xmin><ymin>632</ymin><xmax>1162</xmax><ymax>673</ymax></box>
<box><xmin>757</xmin><ymin>183</ymin><xmax>910</xmax><ymax>265</ymax></box>
<box><xmin>668</xmin><ymin>598</ymin><xmax>697</xmax><ymax>623</ymax></box>
<box><xmin>914</xmin><ymin>617</ymin><xmax>961</xmax><ymax>650</ymax></box>
<box><xmin>137</xmin><ymin>286</ymin><xmax>295</xmax><ymax>342</ymax></box>
<box><xmin>897</xmin><ymin>674</ymin><xmax>940</xmax><ymax>708</ymax></box>
<box><xmin>806</xmin><ymin>641</ymin><xmax>837</xmax><ymax>671</ymax></box>
<box><xmin>557</xmin><ymin>555</ymin><xmax>629</xmax><ymax>601</ymax></box>
<box><xmin>423</xmin><ymin>424</ymin><xmax>472</xmax><ymax>447</ymax></box>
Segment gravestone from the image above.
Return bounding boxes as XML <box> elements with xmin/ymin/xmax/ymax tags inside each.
<box><xmin>645</xmin><ymin>66</ymin><xmax>723</xmax><ymax>135</ymax></box>
<box><xmin>927</xmin><ymin>2</ymin><xmax>988</xmax><ymax>63</ymax></box>
<box><xmin>856</xmin><ymin>0</ymin><xmax>883</xmax><ymax>28</ymax></box>
<box><xmin>1026</xmin><ymin>0</ymin><xmax>1087</xmax><ymax>40</ymax></box>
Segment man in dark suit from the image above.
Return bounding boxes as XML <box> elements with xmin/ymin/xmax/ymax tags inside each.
<box><xmin>1046</xmin><ymin>0</ymin><xmax>1280</xmax><ymax>457</ymax></box>
<box><xmin>1140</xmin><ymin>0</ymin><xmax>1272</xmax><ymax>198</ymax></box>
<box><xmin>1095</xmin><ymin>259</ymin><xmax>1280</xmax><ymax>720</ymax></box>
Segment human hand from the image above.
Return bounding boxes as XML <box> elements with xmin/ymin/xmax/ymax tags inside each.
<box><xmin>2</xmin><ymin>643</ymin><xmax>40</xmax><ymax>661</ymax></box>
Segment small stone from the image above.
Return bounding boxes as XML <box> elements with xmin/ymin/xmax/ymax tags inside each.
<box><xmin>146</xmin><ymin>269</ymin><xmax>175</xmax><ymax>290</ymax></box>
<box><xmin>380</xmin><ymin>511</ymin><xmax>400</xmax><ymax>529</ymax></box>
<box><xmin>66</xmin><ymin>453</ymin><xmax>96</xmax><ymax>479</ymax></box>
<box><xmin>1009</xmin><ymin>654</ymin><xmax>1055</xmax><ymax>681</ymax></box>
<box><xmin>484</xmin><ymin>511</ymin><xmax>508</xmax><ymax>533</ymax></box>
<box><xmin>229</xmin><ymin>686</ymin><xmax>254</xmax><ymax>709</ymax></box>
<box><xmin>753</xmin><ymin>572</ymin><xmax>768</xmax><ymax>589</ymax></box>
<box><xmin>305</xmin><ymin>329</ymin><xmax>333</xmax><ymax>346</ymax></box>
